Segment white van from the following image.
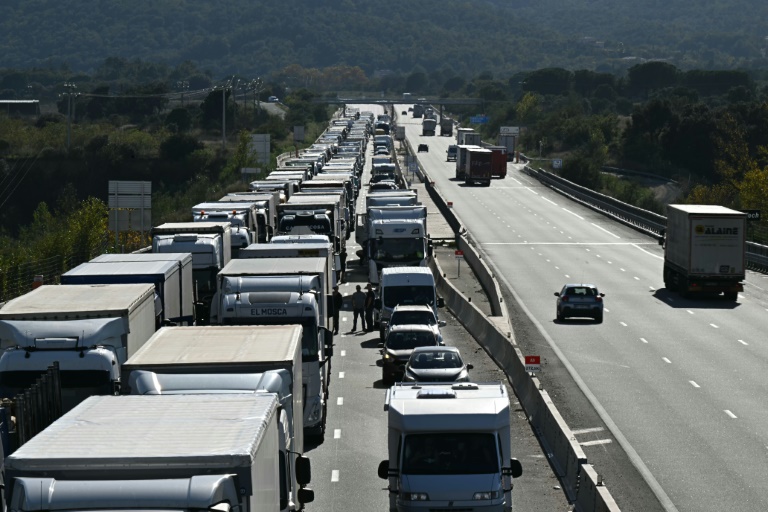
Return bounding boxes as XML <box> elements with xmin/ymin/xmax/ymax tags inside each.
<box><xmin>374</xmin><ymin>267</ymin><xmax>444</xmax><ymax>340</ymax></box>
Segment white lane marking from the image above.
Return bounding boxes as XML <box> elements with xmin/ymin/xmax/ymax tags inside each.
<box><xmin>342</xmin><ymin>316</ymin><xmax>348</xmax><ymax>321</ymax></box>
<box><xmin>620</xmin><ymin>321</ymin><xmax>627</xmax><ymax>327</ymax></box>
<box><xmin>687</xmin><ymin>310</ymin><xmax>694</xmax><ymax>315</ymax></box>
<box><xmin>634</xmin><ymin>276</ymin><xmax>640</xmax><ymax>280</ymax></box>
<box><xmin>331</xmin><ymin>470</ymin><xmax>340</xmax><ymax>482</ymax></box>
<box><xmin>555</xmin><ymin>266</ymin><xmax>560</xmax><ymax>270</ymax></box>
<box><xmin>604</xmin><ymin>308</ymin><xmax>610</xmax><ymax>313</ymax></box>
<box><xmin>339</xmin><ymin>372</ymin><xmax>345</xmax><ymax>379</ymax></box>
<box><xmin>562</xmin><ymin>208</ymin><xmax>584</xmax><ymax>220</ymax></box>
<box><xmin>591</xmin><ymin>223</ymin><xmax>621</xmax><ymax>238</ymax></box>
<box><xmin>689</xmin><ymin>381</ymin><xmax>700</xmax><ymax>388</ymax></box>
<box><xmin>565</xmin><ymin>274</ymin><xmax>570</xmax><ymax>278</ymax></box>
<box><xmin>632</xmin><ymin>243</ymin><xmax>664</xmax><ymax>260</ymax></box>
<box><xmin>508</xmin><ymin>177</ymin><xmax>522</xmax><ymax>185</ymax></box>
<box><xmin>662</xmin><ymin>357</ymin><xmax>671</xmax><ymax>364</ymax></box>
<box><xmin>572</xmin><ymin>427</ymin><xmax>605</xmax><ymax>435</ymax></box>
<box><xmin>725</xmin><ymin>410</ymin><xmax>738</xmax><ymax>419</ymax></box>
<box><xmin>525</xmin><ymin>187</ymin><xmax>539</xmax><ymax>195</ymax></box>
<box><xmin>585</xmin><ymin>248</ymin><xmax>591</xmax><ymax>252</ymax></box>
<box><xmin>337</xmin><ymin>397</ymin><xmax>344</xmax><ymax>406</ymax></box>
<box><xmin>581</xmin><ymin>439</ymin><xmax>613</xmax><ymax>447</ymax></box>
<box><xmin>738</xmin><ymin>339</ymin><xmax>748</xmax><ymax>346</ymax></box>
<box><xmin>640</xmin><ymin>338</ymin><xmax>648</xmax><ymax>344</ymax></box>
<box><xmin>340</xmin><ymin>350</ymin><xmax>346</xmax><ymax>356</ymax></box>
<box><xmin>542</xmin><ymin>197</ymin><xmax>558</xmax><ymax>205</ymax></box>
<box><xmin>710</xmin><ymin>324</ymin><xmax>719</xmax><ymax>329</ymax></box>
<box><xmin>620</xmin><ymin>268</ymin><xmax>626</xmax><ymax>272</ymax></box>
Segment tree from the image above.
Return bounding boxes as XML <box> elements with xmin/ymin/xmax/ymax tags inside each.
<box><xmin>627</xmin><ymin>62</ymin><xmax>680</xmax><ymax>97</ymax></box>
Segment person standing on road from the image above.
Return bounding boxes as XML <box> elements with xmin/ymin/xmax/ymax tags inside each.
<box><xmin>365</xmin><ymin>283</ymin><xmax>376</xmax><ymax>332</ymax></box>
<box><xmin>332</xmin><ymin>286</ymin><xmax>343</xmax><ymax>335</ymax></box>
<box><xmin>351</xmin><ymin>285</ymin><xmax>367</xmax><ymax>332</ymax></box>
<box><xmin>339</xmin><ymin>249</ymin><xmax>347</xmax><ymax>283</ymax></box>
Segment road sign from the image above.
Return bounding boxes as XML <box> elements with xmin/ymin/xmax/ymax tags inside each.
<box><xmin>470</xmin><ymin>115</ymin><xmax>489</xmax><ymax>124</ymax></box>
<box><xmin>741</xmin><ymin>209</ymin><xmax>761</xmax><ymax>221</ymax></box>
<box><xmin>524</xmin><ymin>355</ymin><xmax>541</xmax><ymax>373</ymax></box>
<box><xmin>447</xmin><ymin>201</ymin><xmax>453</xmax><ymax>207</ymax></box>
<box><xmin>500</xmin><ymin>126</ymin><xmax>520</xmax><ymax>135</ymax></box>
<box><xmin>552</xmin><ymin>159</ymin><xmax>563</xmax><ymax>169</ymax></box>
<box><xmin>455</xmin><ymin>250</ymin><xmax>464</xmax><ymax>260</ymax></box>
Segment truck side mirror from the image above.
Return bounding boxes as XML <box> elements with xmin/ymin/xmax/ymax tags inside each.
<box><xmin>377</xmin><ymin>460</ymin><xmax>390</xmax><ymax>479</ymax></box>
<box><xmin>374</xmin><ymin>298</ymin><xmax>382</xmax><ymax>309</ymax></box>
<box><xmin>297</xmin><ymin>488</ymin><xmax>315</xmax><ymax>505</ymax></box>
<box><xmin>438</xmin><ymin>320</ymin><xmax>446</xmax><ymax>327</ymax></box>
<box><xmin>466</xmin><ymin>363</ymin><xmax>474</xmax><ymax>370</ymax></box>
<box><xmin>295</xmin><ymin>455</ymin><xmax>312</xmax><ymax>485</ymax></box>
<box><xmin>503</xmin><ymin>458</ymin><xmax>523</xmax><ymax>478</ymax></box>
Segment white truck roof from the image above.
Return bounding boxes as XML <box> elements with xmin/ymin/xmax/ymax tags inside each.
<box><xmin>668</xmin><ymin>204</ymin><xmax>745</xmax><ymax>215</ymax></box>
<box><xmin>386</xmin><ymin>383</ymin><xmax>509</xmax><ymax>432</ymax></box>
<box><xmin>381</xmin><ymin>267</ymin><xmax>435</xmax><ymax>278</ymax></box>
<box><xmin>271</xmin><ymin>235</ymin><xmax>332</xmax><ymax>244</ymax></box>
<box><xmin>125</xmin><ymin>325</ymin><xmax>302</xmax><ymax>367</ymax></box>
<box><xmin>63</xmin><ymin>260</ymin><xmax>178</xmax><ymax>280</ymax></box>
<box><xmin>220</xmin><ymin>257</ymin><xmax>326</xmax><ymax>276</ymax></box>
<box><xmin>152</xmin><ymin>222</ymin><xmax>231</xmax><ymax>233</ymax></box>
<box><xmin>6</xmin><ymin>394</ymin><xmax>278</xmax><ymax>471</ymax></box>
<box><xmin>90</xmin><ymin>253</ymin><xmax>193</xmax><ymax>265</ymax></box>
<box><xmin>0</xmin><ymin>284</ymin><xmax>155</xmax><ymax>320</ymax></box>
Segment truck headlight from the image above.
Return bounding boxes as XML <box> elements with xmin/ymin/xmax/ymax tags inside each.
<box><xmin>473</xmin><ymin>491</ymin><xmax>501</xmax><ymax>500</ymax></box>
<box><xmin>383</xmin><ymin>352</ymin><xmax>391</xmax><ymax>360</ymax></box>
<box><xmin>402</xmin><ymin>492</ymin><xmax>429</xmax><ymax>501</ymax></box>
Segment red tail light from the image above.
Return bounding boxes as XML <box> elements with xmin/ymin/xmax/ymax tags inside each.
<box><xmin>561</xmin><ymin>296</ymin><xmax>569</xmax><ymax>302</ymax></box>
<box><xmin>595</xmin><ymin>297</ymin><xmax>602</xmax><ymax>303</ymax></box>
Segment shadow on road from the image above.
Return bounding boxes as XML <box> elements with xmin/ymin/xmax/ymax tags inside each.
<box><xmin>651</xmin><ymin>288</ymin><xmax>741</xmax><ymax>309</ymax></box>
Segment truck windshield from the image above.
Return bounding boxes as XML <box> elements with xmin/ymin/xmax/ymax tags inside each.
<box><xmin>402</xmin><ymin>433</ymin><xmax>499</xmax><ymax>475</ymax></box>
<box><xmin>383</xmin><ymin>285</ymin><xmax>434</xmax><ymax>308</ymax></box>
<box><xmin>279</xmin><ymin>216</ymin><xmax>332</xmax><ymax>237</ymax></box>
<box><xmin>371</xmin><ymin>238</ymin><xmax>424</xmax><ymax>263</ymax></box>
<box><xmin>0</xmin><ymin>370</ymin><xmax>113</xmax><ymax>411</ymax></box>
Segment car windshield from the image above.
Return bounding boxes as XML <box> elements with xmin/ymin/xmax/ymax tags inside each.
<box><xmin>386</xmin><ymin>331</ymin><xmax>436</xmax><ymax>350</ymax></box>
<box><xmin>402</xmin><ymin>433</ymin><xmax>498</xmax><ymax>475</ymax></box>
<box><xmin>391</xmin><ymin>311</ymin><xmax>436</xmax><ymax>326</ymax></box>
<box><xmin>383</xmin><ymin>285</ymin><xmax>434</xmax><ymax>308</ymax></box>
<box><xmin>564</xmin><ymin>286</ymin><xmax>598</xmax><ymax>297</ymax></box>
<box><xmin>409</xmin><ymin>350</ymin><xmax>462</xmax><ymax>369</ymax></box>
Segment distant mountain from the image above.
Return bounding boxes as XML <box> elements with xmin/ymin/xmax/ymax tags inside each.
<box><xmin>2</xmin><ymin>0</ymin><xmax>766</xmax><ymax>79</ymax></box>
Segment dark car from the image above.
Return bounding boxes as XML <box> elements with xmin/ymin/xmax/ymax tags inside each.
<box><xmin>555</xmin><ymin>283</ymin><xmax>605</xmax><ymax>322</ymax></box>
<box><xmin>403</xmin><ymin>346</ymin><xmax>472</xmax><ymax>383</ymax></box>
<box><xmin>380</xmin><ymin>325</ymin><xmax>440</xmax><ymax>384</ymax></box>
<box><xmin>418</xmin><ymin>144</ymin><xmax>429</xmax><ymax>153</ymax></box>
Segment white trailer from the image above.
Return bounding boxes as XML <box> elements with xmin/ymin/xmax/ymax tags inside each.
<box><xmin>88</xmin><ymin>253</ymin><xmax>195</xmax><ymax>325</ymax></box>
<box><xmin>220</xmin><ymin>191</ymin><xmax>280</xmax><ymax>243</ymax></box>
<box><xmin>0</xmin><ymin>284</ymin><xmax>156</xmax><ymax>410</ymax></box>
<box><xmin>122</xmin><ymin>325</ymin><xmax>311</xmax><ymax>511</ymax></box>
<box><xmin>211</xmin><ymin>258</ymin><xmax>334</xmax><ymax>440</ymax></box>
<box><xmin>61</xmin><ymin>259</ymin><xmax>194</xmax><ymax>327</ymax></box>
<box><xmin>379</xmin><ymin>383</ymin><xmax>523</xmax><ymax>512</ymax></box>
<box><xmin>4</xmin><ymin>394</ymin><xmax>312</xmax><ymax>512</ymax></box>
<box><xmin>239</xmin><ymin>242</ymin><xmax>338</xmax><ymax>285</ymax></box>
<box><xmin>662</xmin><ymin>204</ymin><xmax>747</xmax><ymax>300</ymax></box>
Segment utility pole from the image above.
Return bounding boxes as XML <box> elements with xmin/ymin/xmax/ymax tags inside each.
<box><xmin>176</xmin><ymin>80</ymin><xmax>189</xmax><ymax>107</ymax></box>
<box><xmin>63</xmin><ymin>82</ymin><xmax>77</xmax><ymax>152</ymax></box>
<box><xmin>221</xmin><ymin>85</ymin><xmax>227</xmax><ymax>151</ymax></box>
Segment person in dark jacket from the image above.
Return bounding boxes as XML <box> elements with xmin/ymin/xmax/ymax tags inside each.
<box><xmin>365</xmin><ymin>283</ymin><xmax>376</xmax><ymax>332</ymax></box>
<box><xmin>351</xmin><ymin>285</ymin><xmax>367</xmax><ymax>332</ymax></box>
<box><xmin>332</xmin><ymin>286</ymin><xmax>343</xmax><ymax>335</ymax></box>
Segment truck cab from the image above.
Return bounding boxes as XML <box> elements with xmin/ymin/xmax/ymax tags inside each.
<box><xmin>379</xmin><ymin>383</ymin><xmax>523</xmax><ymax>512</ymax></box>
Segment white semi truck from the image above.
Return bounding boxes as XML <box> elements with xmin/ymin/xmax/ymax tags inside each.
<box><xmin>151</xmin><ymin>221</ymin><xmax>232</xmax><ymax>325</ymax></box>
<box><xmin>379</xmin><ymin>383</ymin><xmax>523</xmax><ymax>512</ymax></box>
<box><xmin>192</xmin><ymin>202</ymin><xmax>262</xmax><ymax>256</ymax></box>
<box><xmin>4</xmin><ymin>393</ymin><xmax>312</xmax><ymax>512</ymax></box>
<box><xmin>211</xmin><ymin>257</ymin><xmax>334</xmax><ymax>440</ymax></box>
<box><xmin>356</xmin><ymin>205</ymin><xmax>431</xmax><ymax>285</ymax></box>
<box><xmin>219</xmin><ymin>191</ymin><xmax>280</xmax><ymax>243</ymax></box>
<box><xmin>661</xmin><ymin>204</ymin><xmax>747</xmax><ymax>300</ymax></box>
<box><xmin>0</xmin><ymin>284</ymin><xmax>156</xmax><ymax>410</ymax></box>
<box><xmin>239</xmin><ymin>241</ymin><xmax>338</xmax><ymax>284</ymax></box>
<box><xmin>122</xmin><ymin>325</ymin><xmax>312</xmax><ymax>511</ymax></box>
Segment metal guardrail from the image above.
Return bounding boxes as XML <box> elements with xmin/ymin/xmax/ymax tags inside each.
<box><xmin>522</xmin><ymin>165</ymin><xmax>768</xmax><ymax>273</ymax></box>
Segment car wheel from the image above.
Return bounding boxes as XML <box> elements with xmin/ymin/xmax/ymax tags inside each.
<box><xmin>556</xmin><ymin>309</ymin><xmax>564</xmax><ymax>322</ymax></box>
<box><xmin>595</xmin><ymin>313</ymin><xmax>603</xmax><ymax>323</ymax></box>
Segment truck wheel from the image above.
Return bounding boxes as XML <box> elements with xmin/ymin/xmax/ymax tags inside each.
<box><xmin>723</xmin><ymin>291</ymin><xmax>738</xmax><ymax>301</ymax></box>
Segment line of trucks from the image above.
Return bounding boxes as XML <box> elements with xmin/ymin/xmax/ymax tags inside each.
<box><xmin>448</xmin><ymin>128</ymin><xmax>507</xmax><ymax>185</ymax></box>
<box><xmin>0</xmin><ymin>105</ymin><xmax>526</xmax><ymax>512</ymax></box>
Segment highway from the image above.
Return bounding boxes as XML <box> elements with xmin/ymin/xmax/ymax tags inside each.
<box><xmin>398</xmin><ymin>105</ymin><xmax>768</xmax><ymax>511</ymax></box>
<box><xmin>306</xmin><ymin>105</ymin><xmax>570</xmax><ymax>511</ymax></box>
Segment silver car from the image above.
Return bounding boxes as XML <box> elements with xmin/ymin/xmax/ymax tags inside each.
<box><xmin>403</xmin><ymin>346</ymin><xmax>472</xmax><ymax>383</ymax></box>
<box><xmin>555</xmin><ymin>283</ymin><xmax>605</xmax><ymax>323</ymax></box>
